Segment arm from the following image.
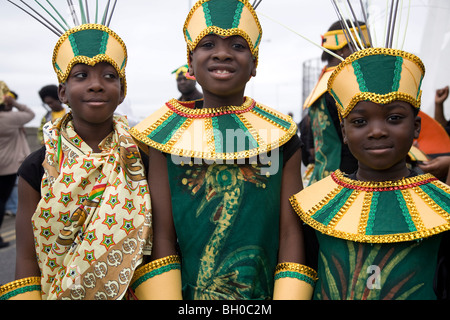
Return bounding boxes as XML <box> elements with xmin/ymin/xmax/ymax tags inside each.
<box><xmin>148</xmin><ymin>148</ymin><xmax>177</xmax><ymax>260</ymax></box>
<box><xmin>434</xmin><ymin>86</ymin><xmax>449</xmax><ymax>127</ymax></box>
<box><xmin>273</xmin><ymin>149</ymin><xmax>317</xmax><ymax>300</ymax></box>
<box><xmin>278</xmin><ymin>149</ymin><xmax>305</xmax><ymax>263</ymax></box>
<box><xmin>0</xmin><ymin>177</ymin><xmax>43</xmax><ymax>300</ymax></box>
<box><xmin>15</xmin><ymin>177</ymin><xmax>41</xmax><ymax>279</ymax></box>
<box><xmin>3</xmin><ymin>95</ymin><xmax>35</xmax><ymax>126</ymax></box>
<box><xmin>130</xmin><ymin>147</ymin><xmax>182</xmax><ymax>300</ymax></box>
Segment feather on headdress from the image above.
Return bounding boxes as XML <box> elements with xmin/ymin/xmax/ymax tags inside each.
<box><xmin>8</xmin><ymin>0</ymin><xmax>128</xmax><ymax>96</ymax></box>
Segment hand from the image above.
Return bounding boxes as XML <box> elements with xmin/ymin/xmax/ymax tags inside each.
<box><xmin>418</xmin><ymin>156</ymin><xmax>450</xmax><ymax>180</ymax></box>
<box><xmin>435</xmin><ymin>86</ymin><xmax>449</xmax><ymax>106</ymax></box>
<box><xmin>3</xmin><ymin>94</ymin><xmax>16</xmax><ymax>107</ymax></box>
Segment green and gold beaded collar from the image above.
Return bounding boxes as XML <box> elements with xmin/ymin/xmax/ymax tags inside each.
<box><xmin>290</xmin><ymin>170</ymin><xmax>450</xmax><ymax>244</ymax></box>
<box><xmin>130</xmin><ymin>97</ymin><xmax>297</xmax><ymax>161</ymax></box>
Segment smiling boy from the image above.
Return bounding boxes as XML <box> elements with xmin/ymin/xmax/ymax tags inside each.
<box><xmin>0</xmin><ymin>3</ymin><xmax>152</xmax><ymax>299</ymax></box>
<box><xmin>130</xmin><ymin>0</ymin><xmax>317</xmax><ymax>300</ymax></box>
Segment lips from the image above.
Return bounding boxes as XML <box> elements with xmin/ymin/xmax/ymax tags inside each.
<box><xmin>84</xmin><ymin>98</ymin><xmax>108</xmax><ymax>106</ymax></box>
<box><xmin>366</xmin><ymin>145</ymin><xmax>393</xmax><ymax>150</ymax></box>
<box><xmin>208</xmin><ymin>65</ymin><xmax>235</xmax><ymax>79</ymax></box>
<box><xmin>365</xmin><ymin>145</ymin><xmax>393</xmax><ymax>154</ymax></box>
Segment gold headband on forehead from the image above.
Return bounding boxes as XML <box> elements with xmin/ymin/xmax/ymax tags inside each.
<box><xmin>183</xmin><ymin>0</ymin><xmax>263</xmax><ymax>66</ymax></box>
<box><xmin>8</xmin><ymin>0</ymin><xmax>128</xmax><ymax>97</ymax></box>
<box><xmin>322</xmin><ymin>25</ymin><xmax>371</xmax><ymax>50</ymax></box>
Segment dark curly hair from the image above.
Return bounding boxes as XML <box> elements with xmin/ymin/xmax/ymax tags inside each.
<box><xmin>38</xmin><ymin>84</ymin><xmax>59</xmax><ymax>102</ymax></box>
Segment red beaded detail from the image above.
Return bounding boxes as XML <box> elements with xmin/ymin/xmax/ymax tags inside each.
<box><xmin>331</xmin><ymin>170</ymin><xmax>438</xmax><ymax>192</ymax></box>
<box><xmin>166</xmin><ymin>98</ymin><xmax>256</xmax><ymax>119</ymax></box>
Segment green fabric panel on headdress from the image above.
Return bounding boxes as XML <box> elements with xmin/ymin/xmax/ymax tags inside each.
<box><xmin>212</xmin><ymin>114</ymin><xmax>259</xmax><ymax>154</ymax></box>
<box><xmin>353</xmin><ymin>55</ymin><xmax>400</xmax><ymax>95</ymax></box>
<box><xmin>203</xmin><ymin>0</ymin><xmax>243</xmax><ymax>29</ymax></box>
<box><xmin>69</xmin><ymin>29</ymin><xmax>109</xmax><ymax>58</ymax></box>
<box><xmin>147</xmin><ymin>113</ymin><xmax>188</xmax><ymax>145</ymax></box>
<box><xmin>330</xmin><ymin>89</ymin><xmax>344</xmax><ymax>110</ymax></box>
<box><xmin>370</xmin><ymin>190</ymin><xmax>416</xmax><ymax>235</ymax></box>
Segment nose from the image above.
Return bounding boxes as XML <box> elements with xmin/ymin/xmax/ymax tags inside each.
<box><xmin>368</xmin><ymin>120</ymin><xmax>388</xmax><ymax>139</ymax></box>
<box><xmin>87</xmin><ymin>72</ymin><xmax>104</xmax><ymax>92</ymax></box>
<box><xmin>212</xmin><ymin>43</ymin><xmax>233</xmax><ymax>61</ymax></box>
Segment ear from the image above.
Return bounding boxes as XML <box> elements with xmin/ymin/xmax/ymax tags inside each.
<box><xmin>414</xmin><ymin>114</ymin><xmax>421</xmax><ymax>139</ymax></box>
<box><xmin>251</xmin><ymin>57</ymin><xmax>257</xmax><ymax>77</ymax></box>
<box><xmin>188</xmin><ymin>52</ymin><xmax>194</xmax><ymax>77</ymax></box>
<box><xmin>58</xmin><ymin>83</ymin><xmax>69</xmax><ymax>105</ymax></box>
<box><xmin>119</xmin><ymin>80</ymin><xmax>126</xmax><ymax>105</ymax></box>
<box><xmin>341</xmin><ymin>120</ymin><xmax>348</xmax><ymax>144</ymax></box>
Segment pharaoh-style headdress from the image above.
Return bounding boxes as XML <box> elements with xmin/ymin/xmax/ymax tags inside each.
<box><xmin>326</xmin><ymin>0</ymin><xmax>425</xmax><ymax>118</ymax></box>
<box><xmin>183</xmin><ymin>0</ymin><xmax>263</xmax><ymax>66</ymax></box>
<box><xmin>7</xmin><ymin>0</ymin><xmax>128</xmax><ymax>96</ymax></box>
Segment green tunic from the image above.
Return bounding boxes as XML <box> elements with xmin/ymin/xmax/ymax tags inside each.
<box><xmin>290</xmin><ymin>170</ymin><xmax>450</xmax><ymax>300</ymax></box>
<box><xmin>314</xmin><ymin>232</ymin><xmax>442</xmax><ymax>300</ymax></box>
<box><xmin>130</xmin><ymin>97</ymin><xmax>298</xmax><ymax>300</ymax></box>
<box><xmin>168</xmin><ymin>159</ymin><xmax>283</xmax><ymax>299</ymax></box>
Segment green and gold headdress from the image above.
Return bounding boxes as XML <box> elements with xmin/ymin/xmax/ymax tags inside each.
<box><xmin>329</xmin><ymin>48</ymin><xmax>424</xmax><ymax>118</ymax></box>
<box><xmin>326</xmin><ymin>0</ymin><xmax>424</xmax><ymax>118</ymax></box>
<box><xmin>183</xmin><ymin>0</ymin><xmax>263</xmax><ymax>65</ymax></box>
<box><xmin>8</xmin><ymin>0</ymin><xmax>127</xmax><ymax>96</ymax></box>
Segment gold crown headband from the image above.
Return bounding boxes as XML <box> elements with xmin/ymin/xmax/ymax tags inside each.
<box><xmin>183</xmin><ymin>0</ymin><xmax>263</xmax><ymax>66</ymax></box>
<box><xmin>8</xmin><ymin>0</ymin><xmax>128</xmax><ymax>96</ymax></box>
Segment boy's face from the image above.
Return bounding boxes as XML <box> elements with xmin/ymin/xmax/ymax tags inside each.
<box><xmin>341</xmin><ymin>100</ymin><xmax>421</xmax><ymax>175</ymax></box>
<box><xmin>189</xmin><ymin>34</ymin><xmax>256</xmax><ymax>105</ymax></box>
<box><xmin>58</xmin><ymin>62</ymin><xmax>124</xmax><ymax>125</ymax></box>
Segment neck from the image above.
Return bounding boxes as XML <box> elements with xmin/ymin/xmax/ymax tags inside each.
<box><xmin>202</xmin><ymin>92</ymin><xmax>246</xmax><ymax>108</ymax></box>
<box><xmin>72</xmin><ymin>117</ymin><xmax>114</xmax><ymax>153</ymax></box>
<box><xmin>356</xmin><ymin>161</ymin><xmax>411</xmax><ymax>182</ymax></box>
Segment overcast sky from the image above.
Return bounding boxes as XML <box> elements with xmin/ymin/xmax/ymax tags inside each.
<box><xmin>0</xmin><ymin>0</ymin><xmax>443</xmax><ymax>127</ymax></box>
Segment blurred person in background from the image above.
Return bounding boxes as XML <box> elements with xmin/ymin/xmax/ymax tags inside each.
<box><xmin>0</xmin><ymin>82</ymin><xmax>35</xmax><ymax>248</ymax></box>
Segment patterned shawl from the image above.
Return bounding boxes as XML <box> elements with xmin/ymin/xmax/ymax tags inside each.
<box><xmin>33</xmin><ymin>113</ymin><xmax>152</xmax><ymax>300</ymax></box>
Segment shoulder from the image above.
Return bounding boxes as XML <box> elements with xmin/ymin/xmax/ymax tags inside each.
<box><xmin>18</xmin><ymin>146</ymin><xmax>46</xmax><ymax>192</ymax></box>
<box><xmin>282</xmin><ymin>134</ymin><xmax>302</xmax><ymax>166</ymax></box>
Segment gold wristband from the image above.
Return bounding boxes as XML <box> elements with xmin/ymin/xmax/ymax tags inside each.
<box><xmin>0</xmin><ymin>277</ymin><xmax>42</xmax><ymax>300</ymax></box>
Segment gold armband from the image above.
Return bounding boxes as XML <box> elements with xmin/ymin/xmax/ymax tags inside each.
<box><xmin>273</xmin><ymin>263</ymin><xmax>318</xmax><ymax>300</ymax></box>
<box><xmin>130</xmin><ymin>255</ymin><xmax>182</xmax><ymax>300</ymax></box>
<box><xmin>0</xmin><ymin>277</ymin><xmax>42</xmax><ymax>300</ymax></box>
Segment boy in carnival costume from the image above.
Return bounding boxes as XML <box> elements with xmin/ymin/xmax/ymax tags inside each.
<box><xmin>290</xmin><ymin>2</ymin><xmax>450</xmax><ymax>300</ymax></box>
<box><xmin>130</xmin><ymin>0</ymin><xmax>317</xmax><ymax>300</ymax></box>
<box><xmin>0</xmin><ymin>1</ymin><xmax>152</xmax><ymax>300</ymax></box>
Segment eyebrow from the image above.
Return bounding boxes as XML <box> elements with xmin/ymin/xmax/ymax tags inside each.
<box><xmin>351</xmin><ymin>103</ymin><xmax>409</xmax><ymax>115</ymax></box>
